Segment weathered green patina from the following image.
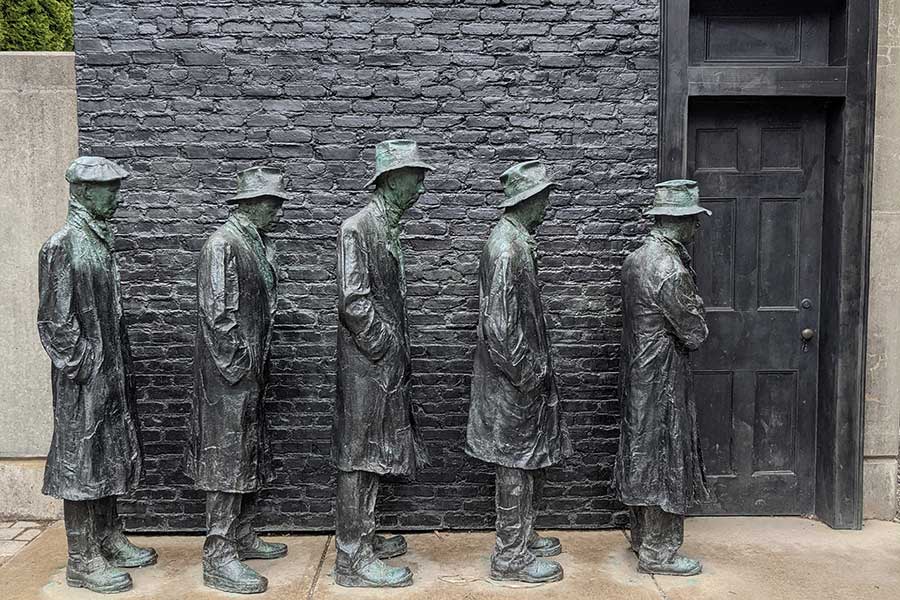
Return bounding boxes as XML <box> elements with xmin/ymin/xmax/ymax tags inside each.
<box><xmin>38</xmin><ymin>156</ymin><xmax>157</xmax><ymax>594</ymax></box>
<box><xmin>616</xmin><ymin>179</ymin><xmax>711</xmax><ymax>577</ymax></box>
<box><xmin>187</xmin><ymin>166</ymin><xmax>290</xmax><ymax>595</ymax></box>
<box><xmin>333</xmin><ymin>140</ymin><xmax>433</xmax><ymax>589</ymax></box>
<box><xmin>466</xmin><ymin>160</ymin><xmax>572</xmax><ymax>584</ymax></box>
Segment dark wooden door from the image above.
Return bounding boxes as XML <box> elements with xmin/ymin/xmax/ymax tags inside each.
<box><xmin>687</xmin><ymin>100</ymin><xmax>825</xmax><ymax>515</ymax></box>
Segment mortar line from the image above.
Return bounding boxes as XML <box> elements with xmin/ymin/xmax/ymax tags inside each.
<box><xmin>307</xmin><ymin>533</ymin><xmax>331</xmax><ymax>600</ymax></box>
<box><xmin>650</xmin><ymin>575</ymin><xmax>672</xmax><ymax>600</ymax></box>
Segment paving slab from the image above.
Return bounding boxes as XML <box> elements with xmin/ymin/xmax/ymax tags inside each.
<box><xmin>0</xmin><ymin>540</ymin><xmax>27</xmax><ymax>556</ymax></box>
<box><xmin>0</xmin><ymin>528</ymin><xmax>22</xmax><ymax>540</ymax></box>
<box><xmin>0</xmin><ymin>522</ymin><xmax>329</xmax><ymax>600</ymax></box>
<box><xmin>312</xmin><ymin>530</ymin><xmax>660</xmax><ymax>600</ymax></box>
<box><xmin>14</xmin><ymin>529</ymin><xmax>41</xmax><ymax>541</ymax></box>
<box><xmin>1</xmin><ymin>518</ymin><xmax>899</xmax><ymax>599</ymax></box>
<box><xmin>657</xmin><ymin>517</ymin><xmax>900</xmax><ymax>600</ymax></box>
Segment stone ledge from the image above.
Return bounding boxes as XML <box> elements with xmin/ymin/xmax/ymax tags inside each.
<box><xmin>0</xmin><ymin>460</ymin><xmax>61</xmax><ymax>521</ymax></box>
<box><xmin>0</xmin><ymin>52</ymin><xmax>74</xmax><ymax>91</ymax></box>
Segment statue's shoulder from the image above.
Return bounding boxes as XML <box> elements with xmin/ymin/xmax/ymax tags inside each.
<box><xmin>488</xmin><ymin>219</ymin><xmax>527</xmax><ymax>251</ymax></box>
<box><xmin>200</xmin><ymin>221</ymin><xmax>237</xmax><ymax>259</ymax></box>
<box><xmin>339</xmin><ymin>205</ymin><xmax>374</xmax><ymax>238</ymax></box>
<box><xmin>482</xmin><ymin>222</ymin><xmax>529</xmax><ymax>274</ymax></box>
<box><xmin>625</xmin><ymin>237</ymin><xmax>682</xmax><ymax>281</ymax></box>
<box><xmin>40</xmin><ymin>224</ymin><xmax>77</xmax><ymax>259</ymax></box>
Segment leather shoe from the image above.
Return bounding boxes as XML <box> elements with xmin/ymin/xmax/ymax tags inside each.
<box><xmin>101</xmin><ymin>531</ymin><xmax>158</xmax><ymax>568</ymax></box>
<box><xmin>529</xmin><ymin>533</ymin><xmax>562</xmax><ymax>557</ymax></box>
<box><xmin>373</xmin><ymin>533</ymin><xmax>408</xmax><ymax>559</ymax></box>
<box><xmin>638</xmin><ymin>555</ymin><xmax>702</xmax><ymax>577</ymax></box>
<box><xmin>67</xmin><ymin>556</ymin><xmax>133</xmax><ymax>594</ymax></box>
<box><xmin>335</xmin><ymin>558</ymin><xmax>413</xmax><ymax>588</ymax></box>
<box><xmin>491</xmin><ymin>558</ymin><xmax>564</xmax><ymax>584</ymax></box>
<box><xmin>238</xmin><ymin>534</ymin><xmax>288</xmax><ymax>561</ymax></box>
<box><xmin>203</xmin><ymin>557</ymin><xmax>268</xmax><ymax>594</ymax></box>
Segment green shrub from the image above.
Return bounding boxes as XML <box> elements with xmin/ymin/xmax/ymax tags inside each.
<box><xmin>0</xmin><ymin>0</ymin><xmax>74</xmax><ymax>51</ymax></box>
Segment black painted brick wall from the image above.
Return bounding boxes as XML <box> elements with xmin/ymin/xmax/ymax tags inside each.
<box><xmin>73</xmin><ymin>0</ymin><xmax>659</xmax><ymax>532</ymax></box>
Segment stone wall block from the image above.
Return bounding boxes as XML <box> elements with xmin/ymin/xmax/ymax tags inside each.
<box><xmin>74</xmin><ymin>0</ymin><xmax>657</xmax><ymax>531</ymax></box>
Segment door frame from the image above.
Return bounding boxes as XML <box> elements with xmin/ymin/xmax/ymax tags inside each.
<box><xmin>658</xmin><ymin>0</ymin><xmax>879</xmax><ymax>529</ymax></box>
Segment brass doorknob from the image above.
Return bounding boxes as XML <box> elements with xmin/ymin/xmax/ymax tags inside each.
<box><xmin>801</xmin><ymin>328</ymin><xmax>816</xmax><ymax>341</ymax></box>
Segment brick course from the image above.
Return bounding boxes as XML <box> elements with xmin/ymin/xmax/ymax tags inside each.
<box><xmin>74</xmin><ymin>0</ymin><xmax>659</xmax><ymax>532</ymax></box>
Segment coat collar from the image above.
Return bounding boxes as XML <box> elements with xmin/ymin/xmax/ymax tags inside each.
<box><xmin>67</xmin><ymin>199</ymin><xmax>115</xmax><ymax>249</ymax></box>
<box><xmin>369</xmin><ymin>198</ymin><xmax>404</xmax><ymax>258</ymax></box>
<box><xmin>650</xmin><ymin>230</ymin><xmax>692</xmax><ymax>268</ymax></box>
<box><xmin>228</xmin><ymin>211</ymin><xmax>265</xmax><ymax>247</ymax></box>
<box><xmin>370</xmin><ymin>196</ymin><xmax>403</xmax><ymax>238</ymax></box>
<box><xmin>501</xmin><ymin>215</ymin><xmax>538</xmax><ymax>260</ymax></box>
<box><xmin>227</xmin><ymin>211</ymin><xmax>277</xmax><ymax>280</ymax></box>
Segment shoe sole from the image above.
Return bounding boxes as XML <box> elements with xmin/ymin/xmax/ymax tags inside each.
<box><xmin>66</xmin><ymin>576</ymin><xmax>133</xmax><ymax>594</ymax></box>
<box><xmin>203</xmin><ymin>573</ymin><xmax>268</xmax><ymax>594</ymax></box>
<box><xmin>638</xmin><ymin>564</ymin><xmax>702</xmax><ymax>577</ymax></box>
<box><xmin>375</xmin><ymin>546</ymin><xmax>407</xmax><ymax>560</ymax></box>
<box><xmin>238</xmin><ymin>547</ymin><xmax>289</xmax><ymax>561</ymax></box>
<box><xmin>490</xmin><ymin>570</ymin><xmax>564</xmax><ymax>584</ymax></box>
<box><xmin>530</xmin><ymin>545</ymin><xmax>562</xmax><ymax>558</ymax></box>
<box><xmin>334</xmin><ymin>572</ymin><xmax>413</xmax><ymax>588</ymax></box>
<box><xmin>108</xmin><ymin>552</ymin><xmax>159</xmax><ymax>569</ymax></box>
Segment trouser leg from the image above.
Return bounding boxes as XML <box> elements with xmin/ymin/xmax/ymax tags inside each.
<box><xmin>204</xmin><ymin>491</ymin><xmax>242</xmax><ymax>570</ymax></box>
<box><xmin>492</xmin><ymin>466</ymin><xmax>535</xmax><ymax>574</ymax></box>
<box><xmin>64</xmin><ymin>499</ymin><xmax>101</xmax><ymax>568</ymax></box>
<box><xmin>94</xmin><ymin>496</ymin><xmax>120</xmax><ymax>544</ymax></box>
<box><xmin>234</xmin><ymin>492</ymin><xmax>258</xmax><ymax>549</ymax></box>
<box><xmin>528</xmin><ymin>468</ymin><xmax>546</xmax><ymax>544</ymax></box>
<box><xmin>335</xmin><ymin>470</ymin><xmax>379</xmax><ymax>574</ymax></box>
<box><xmin>636</xmin><ymin>506</ymin><xmax>684</xmax><ymax>566</ymax></box>
<box><xmin>629</xmin><ymin>506</ymin><xmax>644</xmax><ymax>553</ymax></box>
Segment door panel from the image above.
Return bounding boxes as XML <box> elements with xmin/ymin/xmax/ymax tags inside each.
<box><xmin>688</xmin><ymin>100</ymin><xmax>824</xmax><ymax>515</ymax></box>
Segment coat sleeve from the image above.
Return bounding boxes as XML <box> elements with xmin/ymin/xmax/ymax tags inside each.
<box><xmin>482</xmin><ymin>253</ymin><xmax>548</xmax><ymax>391</ymax></box>
<box><xmin>337</xmin><ymin>226</ymin><xmax>395</xmax><ymax>361</ymax></box>
<box><xmin>657</xmin><ymin>269</ymin><xmax>709</xmax><ymax>350</ymax></box>
<box><xmin>197</xmin><ymin>239</ymin><xmax>253</xmax><ymax>384</ymax></box>
<box><xmin>37</xmin><ymin>239</ymin><xmax>95</xmax><ymax>383</ymax></box>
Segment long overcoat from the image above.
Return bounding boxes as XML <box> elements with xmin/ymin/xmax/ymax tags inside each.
<box><xmin>186</xmin><ymin>212</ymin><xmax>277</xmax><ymax>492</ymax></box>
<box><xmin>466</xmin><ymin>216</ymin><xmax>571</xmax><ymax>470</ymax></box>
<box><xmin>615</xmin><ymin>231</ymin><xmax>712</xmax><ymax>515</ymax></box>
<box><xmin>333</xmin><ymin>200</ymin><xmax>426</xmax><ymax>476</ymax></box>
<box><xmin>37</xmin><ymin>203</ymin><xmax>143</xmax><ymax>501</ymax></box>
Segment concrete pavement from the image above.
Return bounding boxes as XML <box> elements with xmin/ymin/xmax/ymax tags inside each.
<box><xmin>0</xmin><ymin>517</ymin><xmax>897</xmax><ymax>599</ymax></box>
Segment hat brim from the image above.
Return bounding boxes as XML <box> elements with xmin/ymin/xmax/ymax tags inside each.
<box><xmin>365</xmin><ymin>162</ymin><xmax>434</xmax><ymax>188</ymax></box>
<box><xmin>498</xmin><ymin>181</ymin><xmax>557</xmax><ymax>208</ymax></box>
<box><xmin>227</xmin><ymin>191</ymin><xmax>291</xmax><ymax>204</ymax></box>
<box><xmin>67</xmin><ymin>172</ymin><xmax>130</xmax><ymax>184</ymax></box>
<box><xmin>645</xmin><ymin>205</ymin><xmax>712</xmax><ymax>217</ymax></box>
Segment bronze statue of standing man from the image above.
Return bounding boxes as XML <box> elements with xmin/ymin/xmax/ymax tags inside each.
<box><xmin>616</xmin><ymin>179</ymin><xmax>712</xmax><ymax>576</ymax></box>
<box><xmin>187</xmin><ymin>167</ymin><xmax>290</xmax><ymax>594</ymax></box>
<box><xmin>333</xmin><ymin>140</ymin><xmax>432</xmax><ymax>588</ymax></box>
<box><xmin>38</xmin><ymin>157</ymin><xmax>157</xmax><ymax>594</ymax></box>
<box><xmin>466</xmin><ymin>160</ymin><xmax>572</xmax><ymax>584</ymax></box>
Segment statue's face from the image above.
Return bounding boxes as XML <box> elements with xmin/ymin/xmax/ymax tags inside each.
<box><xmin>241</xmin><ymin>196</ymin><xmax>285</xmax><ymax>232</ymax></box>
<box><xmin>520</xmin><ymin>188</ymin><xmax>550</xmax><ymax>233</ymax></box>
<box><xmin>78</xmin><ymin>181</ymin><xmax>121</xmax><ymax>220</ymax></box>
<box><xmin>383</xmin><ymin>167</ymin><xmax>426</xmax><ymax>210</ymax></box>
<box><xmin>679</xmin><ymin>215</ymin><xmax>701</xmax><ymax>243</ymax></box>
<box><xmin>658</xmin><ymin>215</ymin><xmax>701</xmax><ymax>243</ymax></box>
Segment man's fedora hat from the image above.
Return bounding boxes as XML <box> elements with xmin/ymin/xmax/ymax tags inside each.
<box><xmin>65</xmin><ymin>156</ymin><xmax>129</xmax><ymax>184</ymax></box>
<box><xmin>365</xmin><ymin>139</ymin><xmax>434</xmax><ymax>188</ymax></box>
<box><xmin>498</xmin><ymin>160</ymin><xmax>557</xmax><ymax>209</ymax></box>
<box><xmin>228</xmin><ymin>166</ymin><xmax>291</xmax><ymax>204</ymax></box>
<box><xmin>645</xmin><ymin>179</ymin><xmax>711</xmax><ymax>217</ymax></box>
